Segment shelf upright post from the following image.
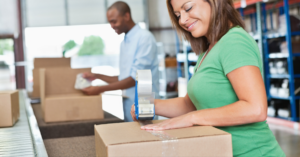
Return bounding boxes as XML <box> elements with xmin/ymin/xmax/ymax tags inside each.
<box><xmin>283</xmin><ymin>0</ymin><xmax>297</xmax><ymax>121</ymax></box>
<box><xmin>239</xmin><ymin>8</ymin><xmax>244</xmax><ymax>20</ymax></box>
<box><xmin>250</xmin><ymin>13</ymin><xmax>254</xmax><ymax>32</ymax></box>
<box><xmin>269</xmin><ymin>10</ymin><xmax>274</xmax><ymax>30</ymax></box>
<box><xmin>262</xmin><ymin>3</ymin><xmax>268</xmax><ymax>33</ymax></box>
<box><xmin>262</xmin><ymin>3</ymin><xmax>271</xmax><ymax>101</ymax></box>
<box><xmin>183</xmin><ymin>40</ymin><xmax>189</xmax><ymax>83</ymax></box>
<box><xmin>256</xmin><ymin>2</ymin><xmax>264</xmax><ymax>72</ymax></box>
<box><xmin>175</xmin><ymin>32</ymin><xmax>183</xmax><ymax>78</ymax></box>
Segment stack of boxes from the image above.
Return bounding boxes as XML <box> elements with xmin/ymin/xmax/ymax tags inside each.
<box><xmin>32</xmin><ymin>58</ymin><xmax>104</xmax><ymax>123</ymax></box>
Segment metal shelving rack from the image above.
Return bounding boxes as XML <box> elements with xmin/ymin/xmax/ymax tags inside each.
<box><xmin>157</xmin><ymin>43</ymin><xmax>178</xmax><ymax>99</ymax></box>
<box><xmin>175</xmin><ymin>33</ymin><xmax>193</xmax><ymax>80</ymax></box>
<box><xmin>261</xmin><ymin>0</ymin><xmax>300</xmax><ymax>121</ymax></box>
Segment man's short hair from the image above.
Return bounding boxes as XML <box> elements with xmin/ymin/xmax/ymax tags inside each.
<box><xmin>108</xmin><ymin>1</ymin><xmax>131</xmax><ymax>16</ymax></box>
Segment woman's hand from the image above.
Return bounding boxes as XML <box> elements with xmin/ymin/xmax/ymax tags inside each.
<box><xmin>141</xmin><ymin>112</ymin><xmax>195</xmax><ymax>131</ymax></box>
<box><xmin>130</xmin><ymin>104</ymin><xmax>137</xmax><ymax>121</ymax></box>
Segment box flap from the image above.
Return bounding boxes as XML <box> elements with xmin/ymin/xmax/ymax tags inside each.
<box><xmin>34</xmin><ymin>58</ymin><xmax>71</xmax><ymax>68</ymax></box>
<box><xmin>95</xmin><ymin>120</ymin><xmax>229</xmax><ymax>146</ymax></box>
<box><xmin>0</xmin><ymin>90</ymin><xmax>18</xmax><ymax>95</ymax></box>
<box><xmin>42</xmin><ymin>67</ymin><xmax>91</xmax><ymax>96</ymax></box>
<box><xmin>46</xmin><ymin>93</ymin><xmax>101</xmax><ymax>99</ymax></box>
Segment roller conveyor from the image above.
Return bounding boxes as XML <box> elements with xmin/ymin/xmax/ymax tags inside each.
<box><xmin>0</xmin><ymin>90</ymin><xmax>47</xmax><ymax>157</ymax></box>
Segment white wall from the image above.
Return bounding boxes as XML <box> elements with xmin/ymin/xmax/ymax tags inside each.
<box><xmin>148</xmin><ymin>0</ymin><xmax>179</xmax><ymax>56</ymax></box>
<box><xmin>24</xmin><ymin>0</ymin><xmax>146</xmax><ymax>27</ymax></box>
<box><xmin>0</xmin><ymin>0</ymin><xmax>18</xmax><ymax>34</ymax></box>
<box><xmin>148</xmin><ymin>0</ymin><xmax>172</xmax><ymax>28</ymax></box>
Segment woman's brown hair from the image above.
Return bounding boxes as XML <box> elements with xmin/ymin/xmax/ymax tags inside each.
<box><xmin>167</xmin><ymin>0</ymin><xmax>245</xmax><ymax>54</ymax></box>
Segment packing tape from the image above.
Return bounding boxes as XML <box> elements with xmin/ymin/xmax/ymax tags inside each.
<box><xmin>137</xmin><ymin>70</ymin><xmax>152</xmax><ymax>96</ymax></box>
<box><xmin>139</xmin><ymin>121</ymin><xmax>178</xmax><ymax>157</ymax></box>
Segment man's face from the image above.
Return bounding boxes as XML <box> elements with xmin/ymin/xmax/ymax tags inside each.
<box><xmin>107</xmin><ymin>8</ymin><xmax>126</xmax><ymax>35</ymax></box>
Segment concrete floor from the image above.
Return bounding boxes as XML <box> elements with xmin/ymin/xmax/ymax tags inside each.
<box><xmin>269</xmin><ymin>123</ymin><xmax>300</xmax><ymax>157</ymax></box>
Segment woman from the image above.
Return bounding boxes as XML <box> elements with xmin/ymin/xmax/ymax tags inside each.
<box><xmin>131</xmin><ymin>0</ymin><xmax>285</xmax><ymax>156</ymax></box>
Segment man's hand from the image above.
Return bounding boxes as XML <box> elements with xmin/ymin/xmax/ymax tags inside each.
<box><xmin>82</xmin><ymin>72</ymin><xmax>97</xmax><ymax>81</ymax></box>
<box><xmin>82</xmin><ymin>86</ymin><xmax>103</xmax><ymax>95</ymax></box>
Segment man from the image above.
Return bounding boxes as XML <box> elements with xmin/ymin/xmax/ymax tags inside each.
<box><xmin>82</xmin><ymin>1</ymin><xmax>159</xmax><ymax>122</ymax></box>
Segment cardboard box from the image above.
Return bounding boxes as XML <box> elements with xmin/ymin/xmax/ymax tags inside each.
<box><xmin>0</xmin><ymin>90</ymin><xmax>20</xmax><ymax>127</ymax></box>
<box><xmin>95</xmin><ymin>120</ymin><xmax>232</xmax><ymax>157</ymax></box>
<box><xmin>40</xmin><ymin>67</ymin><xmax>104</xmax><ymax>123</ymax></box>
<box><xmin>165</xmin><ymin>57</ymin><xmax>177</xmax><ymax>67</ymax></box>
<box><xmin>32</xmin><ymin>58</ymin><xmax>71</xmax><ymax>98</ymax></box>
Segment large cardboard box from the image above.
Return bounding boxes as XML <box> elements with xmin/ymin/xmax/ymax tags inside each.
<box><xmin>40</xmin><ymin>67</ymin><xmax>104</xmax><ymax>123</ymax></box>
<box><xmin>95</xmin><ymin>121</ymin><xmax>232</xmax><ymax>157</ymax></box>
<box><xmin>0</xmin><ymin>90</ymin><xmax>20</xmax><ymax>127</ymax></box>
<box><xmin>32</xmin><ymin>58</ymin><xmax>71</xmax><ymax>98</ymax></box>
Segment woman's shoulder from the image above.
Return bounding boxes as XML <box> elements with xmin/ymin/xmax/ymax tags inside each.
<box><xmin>217</xmin><ymin>26</ymin><xmax>258</xmax><ymax>52</ymax></box>
<box><xmin>222</xmin><ymin>26</ymin><xmax>254</xmax><ymax>43</ymax></box>
<box><xmin>216</xmin><ymin>26</ymin><xmax>261</xmax><ymax>62</ymax></box>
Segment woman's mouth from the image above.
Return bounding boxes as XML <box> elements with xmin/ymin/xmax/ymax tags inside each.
<box><xmin>188</xmin><ymin>21</ymin><xmax>198</xmax><ymax>31</ymax></box>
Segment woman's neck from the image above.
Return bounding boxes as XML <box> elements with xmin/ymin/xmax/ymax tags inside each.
<box><xmin>208</xmin><ymin>41</ymin><xmax>217</xmax><ymax>52</ymax></box>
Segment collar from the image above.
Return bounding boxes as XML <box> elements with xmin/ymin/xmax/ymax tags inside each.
<box><xmin>124</xmin><ymin>24</ymin><xmax>140</xmax><ymax>42</ymax></box>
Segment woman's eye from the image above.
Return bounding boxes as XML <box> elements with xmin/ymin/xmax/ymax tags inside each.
<box><xmin>177</xmin><ymin>15</ymin><xmax>181</xmax><ymax>19</ymax></box>
<box><xmin>186</xmin><ymin>7</ymin><xmax>192</xmax><ymax>12</ymax></box>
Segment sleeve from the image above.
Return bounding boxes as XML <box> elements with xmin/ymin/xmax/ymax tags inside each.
<box><xmin>219</xmin><ymin>33</ymin><xmax>260</xmax><ymax>75</ymax></box>
<box><xmin>129</xmin><ymin>34</ymin><xmax>157</xmax><ymax>79</ymax></box>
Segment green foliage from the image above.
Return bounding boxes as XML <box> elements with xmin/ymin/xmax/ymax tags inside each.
<box><xmin>78</xmin><ymin>36</ymin><xmax>105</xmax><ymax>56</ymax></box>
<box><xmin>0</xmin><ymin>39</ymin><xmax>14</xmax><ymax>55</ymax></box>
<box><xmin>0</xmin><ymin>61</ymin><xmax>8</xmax><ymax>68</ymax></box>
<box><xmin>63</xmin><ymin>40</ymin><xmax>77</xmax><ymax>51</ymax></box>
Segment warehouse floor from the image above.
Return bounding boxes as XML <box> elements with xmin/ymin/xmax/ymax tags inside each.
<box><xmin>269</xmin><ymin>123</ymin><xmax>300</xmax><ymax>157</ymax></box>
<box><xmin>44</xmin><ymin>136</ymin><xmax>95</xmax><ymax>157</ymax></box>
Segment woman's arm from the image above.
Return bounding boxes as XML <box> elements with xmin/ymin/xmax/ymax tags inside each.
<box><xmin>155</xmin><ymin>94</ymin><xmax>197</xmax><ymax>118</ymax></box>
<box><xmin>191</xmin><ymin>66</ymin><xmax>267</xmax><ymax>126</ymax></box>
<box><xmin>141</xmin><ymin>66</ymin><xmax>268</xmax><ymax>130</ymax></box>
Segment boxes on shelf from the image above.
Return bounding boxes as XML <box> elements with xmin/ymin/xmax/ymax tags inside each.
<box><xmin>280</xmin><ymin>40</ymin><xmax>300</xmax><ymax>54</ymax></box>
<box><xmin>95</xmin><ymin>120</ymin><xmax>232</xmax><ymax>157</ymax></box>
<box><xmin>270</xmin><ymin>79</ymin><xmax>290</xmax><ymax>98</ymax></box>
<box><xmin>164</xmin><ymin>57</ymin><xmax>177</xmax><ymax>67</ymax></box>
<box><xmin>158</xmin><ymin>54</ymin><xmax>178</xmax><ymax>98</ymax></box>
<box><xmin>32</xmin><ymin>58</ymin><xmax>71</xmax><ymax>98</ymax></box>
<box><xmin>159</xmin><ymin>68</ymin><xmax>178</xmax><ymax>91</ymax></box>
<box><xmin>278</xmin><ymin>15</ymin><xmax>300</xmax><ymax>33</ymax></box>
<box><xmin>269</xmin><ymin>60</ymin><xmax>288</xmax><ymax>75</ymax></box>
<box><xmin>0</xmin><ymin>90</ymin><xmax>19</xmax><ymax>127</ymax></box>
<box><xmin>40</xmin><ymin>67</ymin><xmax>103</xmax><ymax>123</ymax></box>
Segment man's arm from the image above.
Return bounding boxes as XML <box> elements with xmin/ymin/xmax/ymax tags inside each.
<box><xmin>82</xmin><ymin>76</ymin><xmax>135</xmax><ymax>95</ymax></box>
<box><xmin>101</xmin><ymin>76</ymin><xmax>135</xmax><ymax>91</ymax></box>
<box><xmin>95</xmin><ymin>74</ymin><xmax>119</xmax><ymax>84</ymax></box>
<box><xmin>83</xmin><ymin>72</ymin><xmax>119</xmax><ymax>84</ymax></box>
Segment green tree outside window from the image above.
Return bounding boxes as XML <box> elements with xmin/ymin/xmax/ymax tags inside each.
<box><xmin>0</xmin><ymin>39</ymin><xmax>14</xmax><ymax>55</ymax></box>
<box><xmin>78</xmin><ymin>36</ymin><xmax>105</xmax><ymax>56</ymax></box>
